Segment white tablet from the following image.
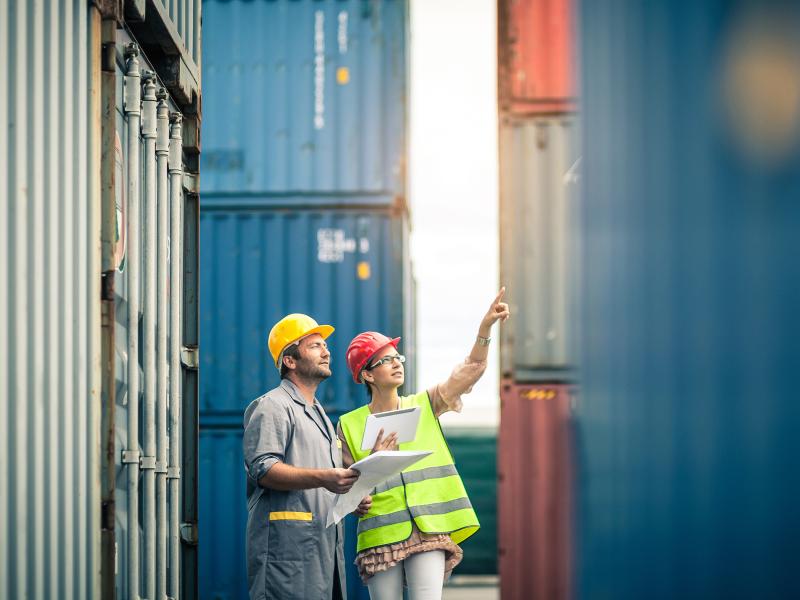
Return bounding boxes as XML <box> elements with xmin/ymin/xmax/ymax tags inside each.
<box><xmin>360</xmin><ymin>406</ymin><xmax>422</xmax><ymax>451</ymax></box>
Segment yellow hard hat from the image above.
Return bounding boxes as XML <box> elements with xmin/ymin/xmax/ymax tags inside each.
<box><xmin>268</xmin><ymin>313</ymin><xmax>334</xmax><ymax>368</ymax></box>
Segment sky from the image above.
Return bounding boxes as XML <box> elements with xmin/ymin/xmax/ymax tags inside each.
<box><xmin>408</xmin><ymin>0</ymin><xmax>500</xmax><ymax>428</ymax></box>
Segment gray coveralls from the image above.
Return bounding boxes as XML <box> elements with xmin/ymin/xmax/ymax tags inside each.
<box><xmin>243</xmin><ymin>379</ymin><xmax>347</xmax><ymax>600</ymax></box>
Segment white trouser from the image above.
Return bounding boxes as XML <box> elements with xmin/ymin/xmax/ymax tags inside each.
<box><xmin>367</xmin><ymin>550</ymin><xmax>446</xmax><ymax>600</ymax></box>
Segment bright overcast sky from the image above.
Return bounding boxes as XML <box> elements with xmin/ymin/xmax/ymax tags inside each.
<box><xmin>409</xmin><ymin>0</ymin><xmax>500</xmax><ymax>428</ymax></box>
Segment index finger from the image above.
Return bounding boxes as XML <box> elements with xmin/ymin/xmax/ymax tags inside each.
<box><xmin>373</xmin><ymin>428</ymin><xmax>385</xmax><ymax>447</ymax></box>
<box><xmin>493</xmin><ymin>286</ymin><xmax>506</xmax><ymax>305</ymax></box>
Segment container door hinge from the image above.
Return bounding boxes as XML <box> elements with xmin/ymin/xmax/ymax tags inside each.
<box><xmin>181</xmin><ymin>346</ymin><xmax>199</xmax><ymax>370</ymax></box>
<box><xmin>180</xmin><ymin>522</ymin><xmax>199</xmax><ymax>546</ymax></box>
<box><xmin>183</xmin><ymin>172</ymin><xmax>199</xmax><ymax>194</ymax></box>
<box><xmin>121</xmin><ymin>450</ymin><xmax>140</xmax><ymax>464</ymax></box>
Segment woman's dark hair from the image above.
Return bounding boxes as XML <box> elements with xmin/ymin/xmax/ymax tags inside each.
<box><xmin>279</xmin><ymin>344</ymin><xmax>303</xmax><ymax>379</ymax></box>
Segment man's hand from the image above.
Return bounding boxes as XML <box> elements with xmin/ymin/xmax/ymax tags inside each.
<box><xmin>354</xmin><ymin>495</ymin><xmax>372</xmax><ymax>516</ymax></box>
<box><xmin>371</xmin><ymin>427</ymin><xmax>399</xmax><ymax>454</ymax></box>
<box><xmin>321</xmin><ymin>468</ymin><xmax>360</xmax><ymax>494</ymax></box>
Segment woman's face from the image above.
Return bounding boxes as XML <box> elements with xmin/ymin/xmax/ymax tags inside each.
<box><xmin>364</xmin><ymin>344</ymin><xmax>405</xmax><ymax>389</ymax></box>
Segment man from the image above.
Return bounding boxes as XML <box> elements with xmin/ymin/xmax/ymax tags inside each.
<box><xmin>243</xmin><ymin>313</ymin><xmax>370</xmax><ymax>599</ymax></box>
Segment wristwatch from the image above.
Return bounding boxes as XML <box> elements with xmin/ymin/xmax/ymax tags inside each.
<box><xmin>476</xmin><ymin>335</ymin><xmax>491</xmax><ymax>347</ymax></box>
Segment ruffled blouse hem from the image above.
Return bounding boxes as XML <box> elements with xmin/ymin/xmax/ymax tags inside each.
<box><xmin>355</xmin><ymin>529</ymin><xmax>463</xmax><ymax>583</ymax></box>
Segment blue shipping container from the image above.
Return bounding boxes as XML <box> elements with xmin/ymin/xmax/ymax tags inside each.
<box><xmin>578</xmin><ymin>1</ymin><xmax>800</xmax><ymax>598</ymax></box>
<box><xmin>199</xmin><ymin>203</ymin><xmax>415</xmax><ymax>421</ymax></box>
<box><xmin>201</xmin><ymin>0</ymin><xmax>408</xmax><ymax>202</ymax></box>
<box><xmin>198</xmin><ymin>427</ymin><xmax>494</xmax><ymax>599</ymax></box>
<box><xmin>199</xmin><ymin>203</ymin><xmax>415</xmax><ymax>600</ymax></box>
<box><xmin>199</xmin><ymin>428</ymin><xmax>371</xmax><ymax>599</ymax></box>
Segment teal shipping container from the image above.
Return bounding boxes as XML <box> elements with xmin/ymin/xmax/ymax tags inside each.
<box><xmin>444</xmin><ymin>428</ymin><xmax>499</xmax><ymax>576</ymax></box>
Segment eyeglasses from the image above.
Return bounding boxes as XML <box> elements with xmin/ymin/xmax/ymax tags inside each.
<box><xmin>366</xmin><ymin>354</ymin><xmax>406</xmax><ymax>370</ymax></box>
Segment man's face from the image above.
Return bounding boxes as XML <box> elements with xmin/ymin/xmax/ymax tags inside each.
<box><xmin>293</xmin><ymin>333</ymin><xmax>332</xmax><ymax>381</ymax></box>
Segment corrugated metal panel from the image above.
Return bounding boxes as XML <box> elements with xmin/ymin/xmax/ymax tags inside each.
<box><xmin>199</xmin><ymin>205</ymin><xmax>415</xmax><ymax>421</ymax></box>
<box><xmin>498</xmin><ymin>0</ymin><xmax>577</xmax><ymax>115</ymax></box>
<box><xmin>198</xmin><ymin>429</ymin><xmax>248</xmax><ymax>599</ymax></box>
<box><xmin>499</xmin><ymin>117</ymin><xmax>580</xmax><ymax>381</ymax></box>
<box><xmin>498</xmin><ymin>382</ymin><xmax>573</xmax><ymax>600</ymax></box>
<box><xmin>201</xmin><ymin>0</ymin><xmax>408</xmax><ymax>200</ymax></box>
<box><xmin>156</xmin><ymin>0</ymin><xmax>202</xmax><ymax>66</ymax></box>
<box><xmin>578</xmin><ymin>1</ymin><xmax>800</xmax><ymax>598</ymax></box>
<box><xmin>1</xmin><ymin>5</ymin><xmax>201</xmax><ymax>598</ymax></box>
<box><xmin>1</xmin><ymin>2</ymin><xmax>102</xmax><ymax>598</ymax></box>
<box><xmin>444</xmin><ymin>428</ymin><xmax>498</xmax><ymax>575</ymax></box>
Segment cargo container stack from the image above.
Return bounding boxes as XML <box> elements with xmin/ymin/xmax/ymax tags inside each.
<box><xmin>198</xmin><ymin>2</ymin><xmax>413</xmax><ymax>599</ymax></box>
<box><xmin>496</xmin><ymin>0</ymin><xmax>579</xmax><ymax>598</ymax></box>
<box><xmin>2</xmin><ymin>1</ymin><xmax>202</xmax><ymax>598</ymax></box>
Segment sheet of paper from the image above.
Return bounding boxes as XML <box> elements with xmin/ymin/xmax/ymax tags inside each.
<box><xmin>361</xmin><ymin>406</ymin><xmax>422</xmax><ymax>450</ymax></box>
<box><xmin>326</xmin><ymin>450</ymin><xmax>432</xmax><ymax>527</ymax></box>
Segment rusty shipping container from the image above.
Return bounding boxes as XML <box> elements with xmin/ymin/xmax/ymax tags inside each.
<box><xmin>498</xmin><ymin>0</ymin><xmax>577</xmax><ymax>115</ymax></box>
<box><xmin>498</xmin><ymin>382</ymin><xmax>573</xmax><ymax>600</ymax></box>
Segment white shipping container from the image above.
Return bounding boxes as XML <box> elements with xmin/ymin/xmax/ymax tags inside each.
<box><xmin>0</xmin><ymin>3</ymin><xmax>200</xmax><ymax>598</ymax></box>
<box><xmin>1</xmin><ymin>1</ymin><xmax>102</xmax><ymax>597</ymax></box>
<box><xmin>498</xmin><ymin>117</ymin><xmax>581</xmax><ymax>381</ymax></box>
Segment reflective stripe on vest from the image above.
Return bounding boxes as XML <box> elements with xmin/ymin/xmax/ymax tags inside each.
<box><xmin>372</xmin><ymin>464</ymin><xmax>458</xmax><ymax>495</ymax></box>
<box><xmin>339</xmin><ymin>391</ymin><xmax>480</xmax><ymax>552</ymax></box>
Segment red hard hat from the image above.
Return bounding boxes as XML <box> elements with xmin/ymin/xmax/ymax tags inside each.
<box><xmin>346</xmin><ymin>332</ymin><xmax>401</xmax><ymax>384</ymax></box>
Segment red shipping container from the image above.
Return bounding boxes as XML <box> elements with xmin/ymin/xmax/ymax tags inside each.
<box><xmin>498</xmin><ymin>381</ymin><xmax>574</xmax><ymax>599</ymax></box>
<box><xmin>498</xmin><ymin>0</ymin><xmax>577</xmax><ymax>115</ymax></box>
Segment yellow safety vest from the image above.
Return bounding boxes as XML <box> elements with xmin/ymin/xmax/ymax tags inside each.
<box><xmin>339</xmin><ymin>391</ymin><xmax>480</xmax><ymax>553</ymax></box>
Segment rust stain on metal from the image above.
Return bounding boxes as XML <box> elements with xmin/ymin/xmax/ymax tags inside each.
<box><xmin>498</xmin><ymin>0</ymin><xmax>578</xmax><ymax>116</ymax></box>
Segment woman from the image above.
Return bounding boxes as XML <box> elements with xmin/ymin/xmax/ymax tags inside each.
<box><xmin>337</xmin><ymin>288</ymin><xmax>510</xmax><ymax>600</ymax></box>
